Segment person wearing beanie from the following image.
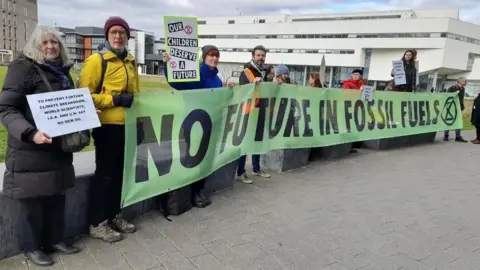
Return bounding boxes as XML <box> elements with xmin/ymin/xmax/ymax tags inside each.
<box><xmin>274</xmin><ymin>64</ymin><xmax>290</xmax><ymax>83</ymax></box>
<box><xmin>161</xmin><ymin>45</ymin><xmax>233</xmax><ymax>209</ymax></box>
<box><xmin>78</xmin><ymin>15</ymin><xmax>139</xmax><ymax>243</ymax></box>
<box><xmin>342</xmin><ymin>69</ymin><xmax>365</xmax><ymax>90</ymax></box>
<box><xmin>162</xmin><ymin>44</ymin><xmax>232</xmax><ymax>91</ymax></box>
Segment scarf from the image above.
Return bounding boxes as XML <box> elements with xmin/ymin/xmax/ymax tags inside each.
<box><xmin>250</xmin><ymin>61</ymin><xmax>266</xmax><ymax>79</ymax></box>
<box><xmin>44</xmin><ymin>58</ymin><xmax>73</xmax><ymax>90</ymax></box>
<box><xmin>105</xmin><ymin>41</ymin><xmax>127</xmax><ymax>61</ymax></box>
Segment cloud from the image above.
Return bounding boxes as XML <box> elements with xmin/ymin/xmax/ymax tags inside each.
<box><xmin>38</xmin><ymin>0</ymin><xmax>479</xmax><ymax>37</ymax></box>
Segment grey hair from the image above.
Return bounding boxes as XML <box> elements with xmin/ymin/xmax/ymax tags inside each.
<box><xmin>23</xmin><ymin>25</ymin><xmax>72</xmax><ymax>66</ymax></box>
<box><xmin>457</xmin><ymin>77</ymin><xmax>467</xmax><ymax>83</ymax></box>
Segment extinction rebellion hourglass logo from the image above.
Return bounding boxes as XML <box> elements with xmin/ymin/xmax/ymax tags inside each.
<box><xmin>441</xmin><ymin>96</ymin><xmax>458</xmax><ymax>126</ymax></box>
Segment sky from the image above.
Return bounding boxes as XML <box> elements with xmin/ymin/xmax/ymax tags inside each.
<box><xmin>38</xmin><ymin>0</ymin><xmax>480</xmax><ymax>38</ymax></box>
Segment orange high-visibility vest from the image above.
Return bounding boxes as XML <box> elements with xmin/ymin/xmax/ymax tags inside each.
<box><xmin>242</xmin><ymin>68</ymin><xmax>260</xmax><ymax>115</ymax></box>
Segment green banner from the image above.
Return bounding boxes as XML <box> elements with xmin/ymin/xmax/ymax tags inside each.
<box><xmin>122</xmin><ymin>83</ymin><xmax>462</xmax><ymax>207</ymax></box>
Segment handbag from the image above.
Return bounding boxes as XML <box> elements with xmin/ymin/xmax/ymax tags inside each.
<box><xmin>33</xmin><ymin>64</ymin><xmax>91</xmax><ymax>153</ymax></box>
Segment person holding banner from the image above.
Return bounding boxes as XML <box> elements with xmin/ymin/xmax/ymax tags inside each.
<box><xmin>0</xmin><ymin>26</ymin><xmax>80</xmax><ymax>266</ymax></box>
<box><xmin>237</xmin><ymin>45</ymin><xmax>272</xmax><ymax>184</ymax></box>
<box><xmin>78</xmin><ymin>16</ymin><xmax>139</xmax><ymax>243</ymax></box>
<box><xmin>342</xmin><ymin>69</ymin><xmax>365</xmax><ymax>90</ymax></box>
<box><xmin>342</xmin><ymin>69</ymin><xmax>366</xmax><ymax>153</ymax></box>
<box><xmin>309</xmin><ymin>72</ymin><xmax>323</xmax><ymax>88</ymax></box>
<box><xmin>471</xmin><ymin>95</ymin><xmax>480</xmax><ymax>144</ymax></box>
<box><xmin>274</xmin><ymin>64</ymin><xmax>290</xmax><ymax>84</ymax></box>
<box><xmin>162</xmin><ymin>45</ymin><xmax>233</xmax><ymax>208</ymax></box>
<box><xmin>264</xmin><ymin>65</ymin><xmax>275</xmax><ymax>82</ymax></box>
<box><xmin>444</xmin><ymin>77</ymin><xmax>468</xmax><ymax>143</ymax></box>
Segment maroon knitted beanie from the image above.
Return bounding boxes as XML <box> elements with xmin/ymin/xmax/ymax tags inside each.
<box><xmin>104</xmin><ymin>16</ymin><xmax>130</xmax><ymax>39</ymax></box>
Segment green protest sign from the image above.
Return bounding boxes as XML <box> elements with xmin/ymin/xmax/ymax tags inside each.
<box><xmin>121</xmin><ymin>83</ymin><xmax>462</xmax><ymax>207</ymax></box>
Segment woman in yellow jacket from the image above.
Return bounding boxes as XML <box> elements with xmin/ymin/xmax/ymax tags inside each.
<box><xmin>78</xmin><ymin>16</ymin><xmax>139</xmax><ymax>243</ymax></box>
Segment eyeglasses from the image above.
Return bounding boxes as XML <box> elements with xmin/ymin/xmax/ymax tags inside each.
<box><xmin>109</xmin><ymin>30</ymin><xmax>127</xmax><ymax>37</ymax></box>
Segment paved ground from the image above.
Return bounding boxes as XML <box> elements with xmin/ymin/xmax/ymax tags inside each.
<box><xmin>2</xmin><ymin>131</ymin><xmax>480</xmax><ymax>270</ymax></box>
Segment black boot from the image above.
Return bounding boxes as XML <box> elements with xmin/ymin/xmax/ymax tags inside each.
<box><xmin>25</xmin><ymin>250</ymin><xmax>54</xmax><ymax>266</ymax></box>
<box><xmin>455</xmin><ymin>137</ymin><xmax>468</xmax><ymax>143</ymax></box>
<box><xmin>192</xmin><ymin>193</ymin><xmax>207</xmax><ymax>208</ymax></box>
<box><xmin>52</xmin><ymin>242</ymin><xmax>80</xmax><ymax>255</ymax></box>
<box><xmin>443</xmin><ymin>136</ymin><xmax>449</xmax><ymax>141</ymax></box>
<box><xmin>198</xmin><ymin>192</ymin><xmax>212</xmax><ymax>206</ymax></box>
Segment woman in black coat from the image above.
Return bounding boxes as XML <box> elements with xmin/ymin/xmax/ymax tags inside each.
<box><xmin>0</xmin><ymin>26</ymin><xmax>79</xmax><ymax>266</ymax></box>
<box><xmin>391</xmin><ymin>50</ymin><xmax>417</xmax><ymax>92</ymax></box>
<box><xmin>471</xmin><ymin>96</ymin><xmax>480</xmax><ymax>144</ymax></box>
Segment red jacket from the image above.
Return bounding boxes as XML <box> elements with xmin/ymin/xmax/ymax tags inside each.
<box><xmin>342</xmin><ymin>79</ymin><xmax>366</xmax><ymax>90</ymax></box>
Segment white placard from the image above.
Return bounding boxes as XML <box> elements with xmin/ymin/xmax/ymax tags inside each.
<box><xmin>26</xmin><ymin>88</ymin><xmax>101</xmax><ymax>137</ymax></box>
<box><xmin>164</xmin><ymin>16</ymin><xmax>199</xmax><ymax>82</ymax></box>
<box><xmin>392</xmin><ymin>60</ymin><xmax>406</xmax><ymax>85</ymax></box>
<box><xmin>361</xmin><ymin>86</ymin><xmax>374</xmax><ymax>102</ymax></box>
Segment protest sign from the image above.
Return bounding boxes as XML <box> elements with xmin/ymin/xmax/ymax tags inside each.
<box><xmin>26</xmin><ymin>88</ymin><xmax>100</xmax><ymax>137</ymax></box>
<box><xmin>121</xmin><ymin>84</ymin><xmax>463</xmax><ymax>207</ymax></box>
<box><xmin>361</xmin><ymin>86</ymin><xmax>374</xmax><ymax>102</ymax></box>
<box><xmin>163</xmin><ymin>16</ymin><xmax>200</xmax><ymax>82</ymax></box>
<box><xmin>392</xmin><ymin>60</ymin><xmax>407</xmax><ymax>85</ymax></box>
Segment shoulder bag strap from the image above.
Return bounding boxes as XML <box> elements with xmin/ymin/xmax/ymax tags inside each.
<box><xmin>33</xmin><ymin>64</ymin><xmax>54</xmax><ymax>92</ymax></box>
<box><xmin>95</xmin><ymin>53</ymin><xmax>107</xmax><ymax>94</ymax></box>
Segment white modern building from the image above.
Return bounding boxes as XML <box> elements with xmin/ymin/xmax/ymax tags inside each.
<box><xmin>198</xmin><ymin>8</ymin><xmax>480</xmax><ymax>94</ymax></box>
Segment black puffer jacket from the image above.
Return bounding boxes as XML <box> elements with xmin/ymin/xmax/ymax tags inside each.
<box><xmin>0</xmin><ymin>55</ymin><xmax>75</xmax><ymax>199</ymax></box>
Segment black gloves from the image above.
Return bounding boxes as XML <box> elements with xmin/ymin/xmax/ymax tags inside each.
<box><xmin>113</xmin><ymin>92</ymin><xmax>134</xmax><ymax>108</ymax></box>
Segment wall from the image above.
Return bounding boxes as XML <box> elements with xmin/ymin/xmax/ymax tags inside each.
<box><xmin>414</xmin><ymin>9</ymin><xmax>459</xmax><ymax>19</ymax></box>
<box><xmin>441</xmin><ymin>39</ymin><xmax>480</xmax><ymax>72</ymax></box>
<box><xmin>199</xmin><ymin>17</ymin><xmax>451</xmax><ymax>35</ymax></box>
<box><xmin>368</xmin><ymin>48</ymin><xmax>444</xmax><ymax>81</ymax></box>
<box><xmin>447</xmin><ymin>56</ymin><xmax>480</xmax><ymax>81</ymax></box>
<box><xmin>200</xmin><ymin>38</ymin><xmax>445</xmax><ymax>69</ymax></box>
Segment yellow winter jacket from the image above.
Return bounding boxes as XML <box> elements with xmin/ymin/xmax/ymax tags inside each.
<box><xmin>78</xmin><ymin>50</ymin><xmax>140</xmax><ymax>125</ymax></box>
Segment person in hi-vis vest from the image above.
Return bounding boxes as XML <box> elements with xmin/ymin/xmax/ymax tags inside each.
<box><xmin>236</xmin><ymin>45</ymin><xmax>271</xmax><ymax>184</ymax></box>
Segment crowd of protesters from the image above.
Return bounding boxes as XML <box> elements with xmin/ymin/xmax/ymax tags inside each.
<box><xmin>0</xmin><ymin>15</ymin><xmax>473</xmax><ymax>267</ymax></box>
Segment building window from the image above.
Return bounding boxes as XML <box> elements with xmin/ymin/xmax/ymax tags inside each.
<box><xmin>198</xmin><ymin>20</ymin><xmax>206</xmax><ymax>25</ymax></box>
<box><xmin>228</xmin><ymin>20</ymin><xmax>235</xmax><ymax>24</ymax></box>
<box><xmin>198</xmin><ymin>31</ymin><xmax>480</xmax><ymax>45</ymax></box>
<box><xmin>259</xmin><ymin>19</ymin><xmax>265</xmax><ymax>23</ymax></box>
<box><xmin>24</xmin><ymin>7</ymin><xmax>26</xmax><ymax>16</ymax></box>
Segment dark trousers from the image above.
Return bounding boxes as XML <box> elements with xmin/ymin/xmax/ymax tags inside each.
<box><xmin>89</xmin><ymin>125</ymin><xmax>125</xmax><ymax>226</ymax></box>
<box><xmin>476</xmin><ymin>127</ymin><xmax>480</xmax><ymax>140</ymax></box>
<box><xmin>19</xmin><ymin>194</ymin><xmax>65</xmax><ymax>252</ymax></box>
<box><xmin>237</xmin><ymin>155</ymin><xmax>260</xmax><ymax>176</ymax></box>
<box><xmin>444</xmin><ymin>129</ymin><xmax>461</xmax><ymax>138</ymax></box>
<box><xmin>191</xmin><ymin>178</ymin><xmax>206</xmax><ymax>202</ymax></box>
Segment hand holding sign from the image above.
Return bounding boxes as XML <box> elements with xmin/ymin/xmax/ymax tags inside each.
<box><xmin>164</xmin><ymin>16</ymin><xmax>199</xmax><ymax>82</ymax></box>
<box><xmin>32</xmin><ymin>131</ymin><xmax>52</xmax><ymax>144</ymax></box>
<box><xmin>162</xmin><ymin>52</ymin><xmax>171</xmax><ymax>62</ymax></box>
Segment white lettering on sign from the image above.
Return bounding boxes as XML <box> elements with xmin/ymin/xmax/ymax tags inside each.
<box><xmin>167</xmin><ymin>37</ymin><xmax>198</xmax><ymax>47</ymax></box>
<box><xmin>164</xmin><ymin>16</ymin><xmax>200</xmax><ymax>82</ymax></box>
<box><xmin>169</xmin><ymin>47</ymin><xmax>197</xmax><ymax>61</ymax></box>
<box><xmin>26</xmin><ymin>88</ymin><xmax>101</xmax><ymax>137</ymax></box>
<box><xmin>173</xmin><ymin>70</ymin><xmax>197</xmax><ymax>79</ymax></box>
